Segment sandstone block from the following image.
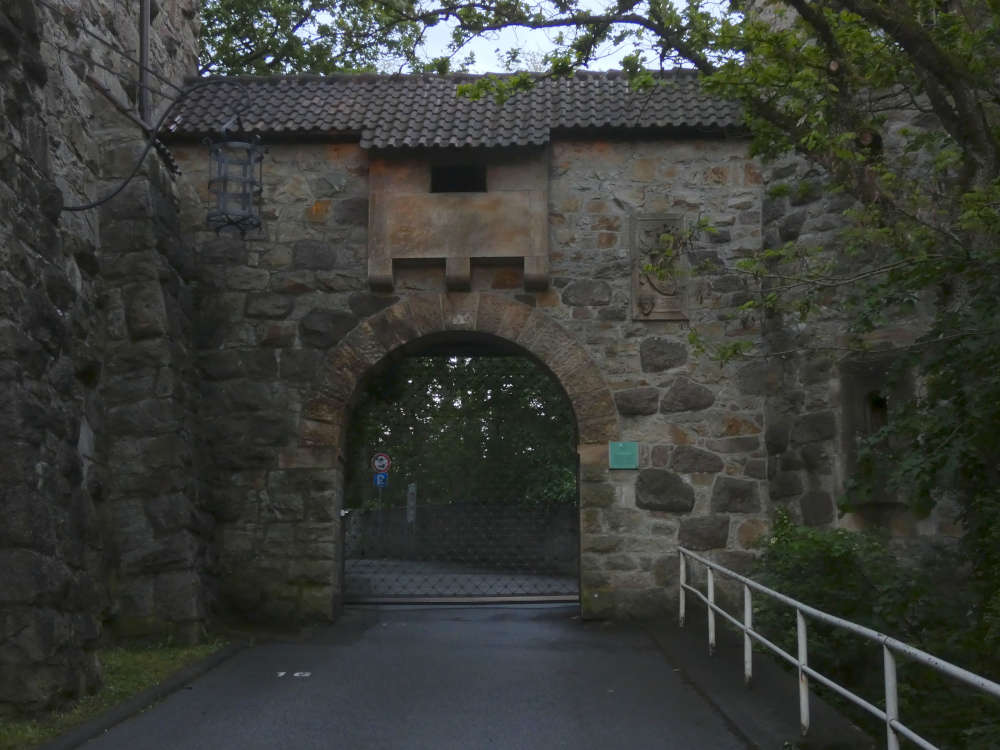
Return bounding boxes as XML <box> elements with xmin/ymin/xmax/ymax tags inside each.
<box><xmin>125</xmin><ymin>283</ymin><xmax>168</xmax><ymax>340</ymax></box>
<box><xmin>791</xmin><ymin>411</ymin><xmax>837</xmax><ymax>444</ymax></box>
<box><xmin>737</xmin><ymin>359</ymin><xmax>785</xmax><ymax>396</ymax></box>
<box><xmin>744</xmin><ymin>458</ymin><xmax>768</xmax><ymax>480</ymax></box>
<box><xmin>800</xmin><ymin>443</ymin><xmax>832</xmax><ymax>473</ymax></box>
<box><xmin>562</xmin><ymin>279</ymin><xmax>612</xmax><ymax>306</ymax></box>
<box><xmin>660</xmin><ymin>377</ymin><xmax>715</xmax><ymax>413</ymax></box>
<box><xmin>635</xmin><ymin>469</ymin><xmax>695</xmax><ymax>512</ymax></box>
<box><xmin>671</xmin><ymin>446</ymin><xmax>724</xmax><ymax>474</ymax></box>
<box><xmin>578</xmin><ymin>443</ymin><xmax>609</xmax><ymax>481</ymax></box>
<box><xmin>294</xmin><ymin>240</ymin><xmax>349</xmax><ymax>270</ymax></box>
<box><xmin>604</xmin><ymin>553</ymin><xmax>638</xmax><ymax>571</ymax></box>
<box><xmin>348</xmin><ymin>292</ymin><xmax>398</xmax><ymax>319</ymax></box>
<box><xmin>640</xmin><ymin>337</ymin><xmax>687</xmax><ymax>372</ymax></box>
<box><xmin>737</xmin><ymin>519</ymin><xmax>769</xmax><ymax>548</ymax></box>
<box><xmin>580</xmin><ymin>482</ymin><xmax>616</xmax><ymax>508</ymax></box>
<box><xmin>578</xmin><ymin>415</ymin><xmax>621</xmax><ymax>444</ymax></box>
<box><xmin>650</xmin><ymin>444</ymin><xmax>671</xmax><ymax>467</ymax></box>
<box><xmin>442</xmin><ymin>292</ymin><xmax>480</xmax><ymax>330</ymax></box>
<box><xmin>765</xmin><ymin>414</ymin><xmax>791</xmax><ymax>454</ymax></box>
<box><xmin>368</xmin><ymin>303</ymin><xmax>420</xmax><ymax>353</ymax></box>
<box><xmin>711</xmin><ymin>476</ymin><xmax>761</xmax><ymax>513</ymax></box>
<box><xmin>299</xmin><ymin>309</ymin><xmax>357</xmax><ymax>348</ymax></box>
<box><xmin>405</xmin><ymin>293</ymin><xmax>444</xmax><ymax>337</ymax></box>
<box><xmin>245</xmin><ymin>293</ymin><xmax>293</xmax><ymax>319</ymax></box>
<box><xmin>614</xmin><ymin>387</ymin><xmax>660</xmax><ymax>416</ymax></box>
<box><xmin>770</xmin><ymin>471</ymin><xmax>804</xmax><ymax>499</ymax></box>
<box><xmin>704</xmin><ymin>436</ymin><xmax>760</xmax><ymax>454</ymax></box>
<box><xmin>678</xmin><ymin>516</ymin><xmax>730</xmax><ymax>550</ymax></box>
<box><xmin>582</xmin><ymin>535</ymin><xmax>623</xmax><ymax>553</ymax></box>
<box><xmin>604</xmin><ymin>507</ymin><xmax>645</xmax><ymax>533</ymax></box>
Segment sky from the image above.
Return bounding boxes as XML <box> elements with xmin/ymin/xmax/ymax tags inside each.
<box><xmin>400</xmin><ymin>0</ymin><xmax>639</xmax><ymax>74</ymax></box>
<box><xmin>416</xmin><ymin>20</ymin><xmax>632</xmax><ymax>73</ymax></box>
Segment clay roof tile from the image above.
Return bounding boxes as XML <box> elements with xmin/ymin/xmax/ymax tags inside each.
<box><xmin>167</xmin><ymin>70</ymin><xmax>744</xmax><ymax>147</ymax></box>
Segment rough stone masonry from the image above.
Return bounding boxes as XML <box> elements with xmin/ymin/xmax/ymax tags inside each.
<box><xmin>0</xmin><ymin>3</ymin><xmax>964</xmax><ymax>718</ymax></box>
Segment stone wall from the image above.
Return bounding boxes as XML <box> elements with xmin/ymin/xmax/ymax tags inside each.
<box><xmin>547</xmin><ymin>138</ymin><xmax>769</xmax><ymax>616</ymax></box>
<box><xmin>757</xmin><ymin>154</ymin><xmax>963</xmax><ymax>540</ymax></box>
<box><xmin>0</xmin><ymin>0</ymin><xmax>199</xmax><ymax>715</ymax></box>
<box><xmin>171</xmin><ymin>134</ymin><xmax>772</xmax><ymax>621</ymax></box>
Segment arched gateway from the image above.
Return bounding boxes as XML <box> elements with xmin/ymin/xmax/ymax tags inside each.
<box><xmin>289</xmin><ymin>293</ymin><xmax>620</xmax><ymax>615</ymax></box>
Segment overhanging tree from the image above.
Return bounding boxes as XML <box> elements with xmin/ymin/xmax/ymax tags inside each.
<box><xmin>395</xmin><ymin>0</ymin><xmax>1000</xmax><ymax>641</ymax></box>
<box><xmin>198</xmin><ymin>0</ymin><xmax>423</xmax><ymax>75</ymax></box>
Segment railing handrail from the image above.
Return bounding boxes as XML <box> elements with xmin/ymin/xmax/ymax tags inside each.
<box><xmin>678</xmin><ymin>546</ymin><xmax>1000</xmax><ymax>750</ymax></box>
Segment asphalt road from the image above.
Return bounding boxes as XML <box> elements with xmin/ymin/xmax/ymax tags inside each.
<box><xmin>82</xmin><ymin>605</ymin><xmax>749</xmax><ymax>750</ymax></box>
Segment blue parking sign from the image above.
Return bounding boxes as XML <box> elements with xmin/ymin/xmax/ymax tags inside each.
<box><xmin>373</xmin><ymin>472</ymin><xmax>388</xmax><ymax>488</ymax></box>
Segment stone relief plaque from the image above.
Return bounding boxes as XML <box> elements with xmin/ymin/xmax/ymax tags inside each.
<box><xmin>631</xmin><ymin>214</ymin><xmax>689</xmax><ymax>322</ymax></box>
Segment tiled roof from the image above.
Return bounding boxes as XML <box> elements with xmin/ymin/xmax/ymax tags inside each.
<box><xmin>165</xmin><ymin>70</ymin><xmax>744</xmax><ymax>148</ymax></box>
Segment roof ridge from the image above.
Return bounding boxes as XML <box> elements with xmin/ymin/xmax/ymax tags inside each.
<box><xmin>182</xmin><ymin>68</ymin><xmax>704</xmax><ymax>87</ymax></box>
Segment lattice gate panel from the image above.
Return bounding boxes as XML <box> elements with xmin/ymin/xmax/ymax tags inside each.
<box><xmin>342</xmin><ymin>502</ymin><xmax>579</xmax><ymax>602</ymax></box>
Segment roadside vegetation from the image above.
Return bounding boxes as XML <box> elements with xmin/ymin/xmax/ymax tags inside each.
<box><xmin>0</xmin><ymin>640</ymin><xmax>226</xmax><ymax>750</ymax></box>
<box><xmin>753</xmin><ymin>513</ymin><xmax>1000</xmax><ymax>749</ymax></box>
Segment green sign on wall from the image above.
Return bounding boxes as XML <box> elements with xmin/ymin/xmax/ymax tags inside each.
<box><xmin>608</xmin><ymin>441</ymin><xmax>639</xmax><ymax>469</ymax></box>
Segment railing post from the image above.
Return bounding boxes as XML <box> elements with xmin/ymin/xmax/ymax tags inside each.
<box><xmin>883</xmin><ymin>644</ymin><xmax>900</xmax><ymax>750</ymax></box>
<box><xmin>707</xmin><ymin>566</ymin><xmax>716</xmax><ymax>655</ymax></box>
<box><xmin>796</xmin><ymin>609</ymin><xmax>810</xmax><ymax>735</ymax></box>
<box><xmin>743</xmin><ymin>583</ymin><xmax>752</xmax><ymax>685</ymax></box>
<box><xmin>679</xmin><ymin>551</ymin><xmax>687</xmax><ymax>627</ymax></box>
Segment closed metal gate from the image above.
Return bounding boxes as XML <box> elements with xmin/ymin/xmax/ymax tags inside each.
<box><xmin>342</xmin><ymin>501</ymin><xmax>579</xmax><ymax>602</ymax></box>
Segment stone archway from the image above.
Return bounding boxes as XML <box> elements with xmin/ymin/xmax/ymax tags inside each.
<box><xmin>287</xmin><ymin>293</ymin><xmax>620</xmax><ymax>618</ymax></box>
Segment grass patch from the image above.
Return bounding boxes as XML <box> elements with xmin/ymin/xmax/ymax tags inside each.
<box><xmin>0</xmin><ymin>639</ymin><xmax>228</xmax><ymax>750</ymax></box>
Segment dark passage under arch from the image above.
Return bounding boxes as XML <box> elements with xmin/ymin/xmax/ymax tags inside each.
<box><xmin>342</xmin><ymin>337</ymin><xmax>580</xmax><ymax>603</ymax></box>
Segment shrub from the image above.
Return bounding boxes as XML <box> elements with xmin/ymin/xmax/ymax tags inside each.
<box><xmin>752</xmin><ymin>512</ymin><xmax>999</xmax><ymax>749</ymax></box>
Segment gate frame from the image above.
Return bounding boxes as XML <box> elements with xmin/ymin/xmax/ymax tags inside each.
<box><xmin>284</xmin><ymin>293</ymin><xmax>621</xmax><ymax>618</ymax></box>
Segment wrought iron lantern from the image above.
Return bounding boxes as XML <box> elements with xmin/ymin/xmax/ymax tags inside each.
<box><xmin>206</xmin><ymin>116</ymin><xmax>264</xmax><ymax>235</ymax></box>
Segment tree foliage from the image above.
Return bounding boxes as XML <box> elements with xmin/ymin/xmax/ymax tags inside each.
<box><xmin>345</xmin><ymin>355</ymin><xmax>577</xmax><ymax>510</ymax></box>
<box><xmin>399</xmin><ymin>0</ymin><xmax>1000</xmax><ymax>646</ymax></box>
<box><xmin>754</xmin><ymin>512</ymin><xmax>999</xmax><ymax>747</ymax></box>
<box><xmin>198</xmin><ymin>0</ymin><xmax>423</xmax><ymax>75</ymax></box>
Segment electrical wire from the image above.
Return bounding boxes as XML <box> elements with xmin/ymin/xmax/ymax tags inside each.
<box><xmin>23</xmin><ymin>0</ymin><xmax>248</xmax><ymax>212</ymax></box>
<box><xmin>61</xmin><ymin>78</ymin><xmax>246</xmax><ymax>212</ymax></box>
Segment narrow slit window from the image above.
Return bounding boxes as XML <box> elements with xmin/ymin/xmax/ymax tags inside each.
<box><xmin>431</xmin><ymin>164</ymin><xmax>487</xmax><ymax>193</ymax></box>
<box><xmin>866</xmin><ymin>391</ymin><xmax>889</xmax><ymax>432</ymax></box>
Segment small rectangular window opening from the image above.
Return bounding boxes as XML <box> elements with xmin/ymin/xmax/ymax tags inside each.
<box><xmin>866</xmin><ymin>391</ymin><xmax>889</xmax><ymax>432</ymax></box>
<box><xmin>431</xmin><ymin>164</ymin><xmax>487</xmax><ymax>193</ymax></box>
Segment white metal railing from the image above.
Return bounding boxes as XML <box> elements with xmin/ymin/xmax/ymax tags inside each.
<box><xmin>678</xmin><ymin>547</ymin><xmax>1000</xmax><ymax>750</ymax></box>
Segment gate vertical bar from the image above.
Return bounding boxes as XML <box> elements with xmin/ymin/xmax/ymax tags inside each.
<box><xmin>707</xmin><ymin>566</ymin><xmax>716</xmax><ymax>655</ymax></box>
<box><xmin>883</xmin><ymin>645</ymin><xmax>900</xmax><ymax>750</ymax></box>
<box><xmin>679</xmin><ymin>552</ymin><xmax>686</xmax><ymax>627</ymax></box>
<box><xmin>797</xmin><ymin>609</ymin><xmax>810</xmax><ymax>734</ymax></box>
<box><xmin>743</xmin><ymin>584</ymin><xmax>752</xmax><ymax>685</ymax></box>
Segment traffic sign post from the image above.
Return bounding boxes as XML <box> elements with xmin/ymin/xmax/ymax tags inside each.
<box><xmin>371</xmin><ymin>453</ymin><xmax>391</xmax><ymax>513</ymax></box>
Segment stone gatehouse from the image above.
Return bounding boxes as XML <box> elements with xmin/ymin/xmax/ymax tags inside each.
<box><xmin>163</xmin><ymin>72</ymin><xmax>778</xmax><ymax>623</ymax></box>
<box><xmin>0</xmin><ymin>0</ymin><xmax>961</xmax><ymax>716</ymax></box>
